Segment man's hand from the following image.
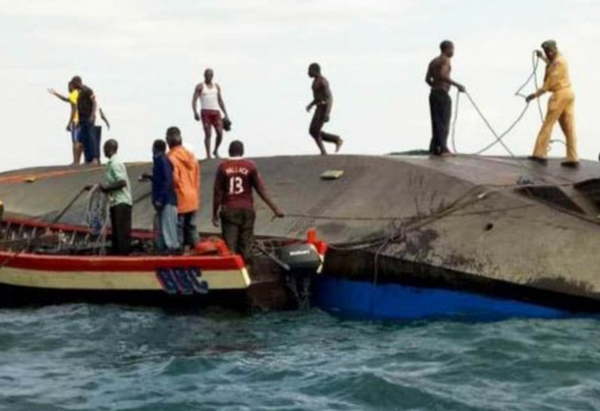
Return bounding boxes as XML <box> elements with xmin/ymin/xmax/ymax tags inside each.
<box><xmin>324</xmin><ymin>115</ymin><xmax>330</xmax><ymax>123</ymax></box>
<box><xmin>212</xmin><ymin>215</ymin><xmax>220</xmax><ymax>227</ymax></box>
<box><xmin>535</xmin><ymin>50</ymin><xmax>544</xmax><ymax>59</ymax></box>
<box><xmin>273</xmin><ymin>208</ymin><xmax>284</xmax><ymax>219</ymax></box>
<box><xmin>139</xmin><ymin>173</ymin><xmax>151</xmax><ymax>182</ymax></box>
<box><xmin>526</xmin><ymin>94</ymin><xmax>536</xmax><ymax>103</ymax></box>
<box><xmin>66</xmin><ymin>123</ymin><xmax>72</xmax><ymax>132</ymax></box>
<box><xmin>48</xmin><ymin>88</ymin><xmax>58</xmax><ymax>96</ymax></box>
<box><xmin>306</xmin><ymin>103</ymin><xmax>313</xmax><ymax>113</ymax></box>
<box><xmin>457</xmin><ymin>84</ymin><xmax>466</xmax><ymax>93</ymax></box>
<box><xmin>153</xmin><ymin>201</ymin><xmax>163</xmax><ymax>210</ymax></box>
<box><xmin>194</xmin><ymin>112</ymin><xmax>200</xmax><ymax>122</ymax></box>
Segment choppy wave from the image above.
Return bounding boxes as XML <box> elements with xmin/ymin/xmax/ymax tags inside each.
<box><xmin>0</xmin><ymin>306</ymin><xmax>599</xmax><ymax>411</ymax></box>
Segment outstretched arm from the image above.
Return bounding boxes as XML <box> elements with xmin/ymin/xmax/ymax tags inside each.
<box><xmin>99</xmin><ymin>108</ymin><xmax>110</xmax><ymax>130</ymax></box>
<box><xmin>217</xmin><ymin>85</ymin><xmax>229</xmax><ymax>119</ymax></box>
<box><xmin>192</xmin><ymin>84</ymin><xmax>201</xmax><ymax>121</ymax></box>
<box><xmin>48</xmin><ymin>88</ymin><xmax>70</xmax><ymax>103</ymax></box>
<box><xmin>254</xmin><ymin>172</ymin><xmax>284</xmax><ymax>218</ymax></box>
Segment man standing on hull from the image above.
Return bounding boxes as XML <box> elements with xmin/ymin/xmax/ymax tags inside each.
<box><xmin>192</xmin><ymin>69</ymin><xmax>230</xmax><ymax>159</ymax></box>
<box><xmin>306</xmin><ymin>63</ymin><xmax>343</xmax><ymax>155</ymax></box>
<box><xmin>526</xmin><ymin>40</ymin><xmax>579</xmax><ymax>168</ymax></box>
<box><xmin>71</xmin><ymin>76</ymin><xmax>110</xmax><ymax>164</ymax></box>
<box><xmin>212</xmin><ymin>140</ymin><xmax>284</xmax><ymax>264</ymax></box>
<box><xmin>425</xmin><ymin>41</ymin><xmax>466</xmax><ymax>156</ymax></box>
<box><xmin>48</xmin><ymin>80</ymin><xmax>82</xmax><ymax>164</ymax></box>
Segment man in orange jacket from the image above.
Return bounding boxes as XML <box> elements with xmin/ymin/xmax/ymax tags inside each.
<box><xmin>166</xmin><ymin>127</ymin><xmax>200</xmax><ymax>249</ymax></box>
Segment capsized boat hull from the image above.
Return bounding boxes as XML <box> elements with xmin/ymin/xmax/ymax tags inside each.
<box><xmin>3</xmin><ymin>155</ymin><xmax>600</xmax><ymax>318</ymax></box>
<box><xmin>313</xmin><ymin>276</ymin><xmax>573</xmax><ymax>321</ymax></box>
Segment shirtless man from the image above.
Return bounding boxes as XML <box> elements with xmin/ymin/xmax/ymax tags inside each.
<box><xmin>306</xmin><ymin>63</ymin><xmax>343</xmax><ymax>155</ymax></box>
<box><xmin>425</xmin><ymin>41</ymin><xmax>466</xmax><ymax>156</ymax></box>
<box><xmin>192</xmin><ymin>69</ymin><xmax>230</xmax><ymax>159</ymax></box>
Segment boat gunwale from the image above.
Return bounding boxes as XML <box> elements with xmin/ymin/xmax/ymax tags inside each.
<box><xmin>0</xmin><ymin>217</ymin><xmax>246</xmax><ymax>272</ymax></box>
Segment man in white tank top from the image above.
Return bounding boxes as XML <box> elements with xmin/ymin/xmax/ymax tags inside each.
<box><xmin>192</xmin><ymin>68</ymin><xmax>230</xmax><ymax>159</ymax></box>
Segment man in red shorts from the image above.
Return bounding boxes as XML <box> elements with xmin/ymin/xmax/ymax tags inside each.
<box><xmin>212</xmin><ymin>140</ymin><xmax>284</xmax><ymax>264</ymax></box>
<box><xmin>192</xmin><ymin>68</ymin><xmax>230</xmax><ymax>159</ymax></box>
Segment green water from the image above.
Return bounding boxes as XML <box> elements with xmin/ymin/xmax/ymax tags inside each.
<box><xmin>0</xmin><ymin>305</ymin><xmax>598</xmax><ymax>411</ymax></box>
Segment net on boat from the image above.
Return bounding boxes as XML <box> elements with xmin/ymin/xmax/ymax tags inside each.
<box><xmin>86</xmin><ymin>186</ymin><xmax>109</xmax><ymax>236</ymax></box>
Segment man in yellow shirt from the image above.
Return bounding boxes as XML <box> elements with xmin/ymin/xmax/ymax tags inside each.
<box><xmin>526</xmin><ymin>40</ymin><xmax>578</xmax><ymax>168</ymax></box>
<box><xmin>48</xmin><ymin>80</ymin><xmax>83</xmax><ymax>164</ymax></box>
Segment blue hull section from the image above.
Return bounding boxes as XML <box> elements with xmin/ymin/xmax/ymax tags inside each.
<box><xmin>313</xmin><ymin>276</ymin><xmax>570</xmax><ymax>321</ymax></box>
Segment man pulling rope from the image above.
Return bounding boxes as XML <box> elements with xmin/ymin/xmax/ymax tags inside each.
<box><xmin>526</xmin><ymin>40</ymin><xmax>579</xmax><ymax>168</ymax></box>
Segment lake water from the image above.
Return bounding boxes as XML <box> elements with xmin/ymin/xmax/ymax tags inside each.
<box><xmin>0</xmin><ymin>305</ymin><xmax>598</xmax><ymax>411</ymax></box>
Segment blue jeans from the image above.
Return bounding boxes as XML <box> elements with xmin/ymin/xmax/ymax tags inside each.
<box><xmin>79</xmin><ymin>120</ymin><xmax>98</xmax><ymax>163</ymax></box>
<box><xmin>71</xmin><ymin>125</ymin><xmax>80</xmax><ymax>144</ymax></box>
<box><xmin>155</xmin><ymin>204</ymin><xmax>180</xmax><ymax>252</ymax></box>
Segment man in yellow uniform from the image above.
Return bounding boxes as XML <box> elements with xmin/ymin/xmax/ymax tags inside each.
<box><xmin>526</xmin><ymin>40</ymin><xmax>578</xmax><ymax>168</ymax></box>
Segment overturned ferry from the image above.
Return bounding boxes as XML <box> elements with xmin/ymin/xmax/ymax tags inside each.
<box><xmin>1</xmin><ymin>154</ymin><xmax>600</xmax><ymax>321</ymax></box>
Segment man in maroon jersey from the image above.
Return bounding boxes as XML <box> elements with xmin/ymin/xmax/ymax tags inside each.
<box><xmin>212</xmin><ymin>141</ymin><xmax>284</xmax><ymax>263</ymax></box>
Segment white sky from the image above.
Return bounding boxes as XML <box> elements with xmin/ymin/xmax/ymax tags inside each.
<box><xmin>0</xmin><ymin>0</ymin><xmax>599</xmax><ymax>171</ymax></box>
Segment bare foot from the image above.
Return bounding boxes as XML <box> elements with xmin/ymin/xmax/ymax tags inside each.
<box><xmin>335</xmin><ymin>139</ymin><xmax>344</xmax><ymax>153</ymax></box>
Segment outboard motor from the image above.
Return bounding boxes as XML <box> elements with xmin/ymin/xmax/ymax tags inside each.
<box><xmin>277</xmin><ymin>243</ymin><xmax>323</xmax><ymax>309</ymax></box>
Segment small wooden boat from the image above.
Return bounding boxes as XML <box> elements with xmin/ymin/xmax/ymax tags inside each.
<box><xmin>0</xmin><ymin>217</ymin><xmax>327</xmax><ymax>309</ymax></box>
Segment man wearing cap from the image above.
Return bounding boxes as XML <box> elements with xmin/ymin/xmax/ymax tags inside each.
<box><xmin>526</xmin><ymin>41</ymin><xmax>578</xmax><ymax>168</ymax></box>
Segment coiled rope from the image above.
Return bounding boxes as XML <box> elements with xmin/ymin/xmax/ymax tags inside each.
<box><xmin>451</xmin><ymin>51</ymin><xmax>547</xmax><ymax>157</ymax></box>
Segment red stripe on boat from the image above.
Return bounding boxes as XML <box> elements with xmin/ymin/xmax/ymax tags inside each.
<box><xmin>0</xmin><ymin>252</ymin><xmax>245</xmax><ymax>272</ymax></box>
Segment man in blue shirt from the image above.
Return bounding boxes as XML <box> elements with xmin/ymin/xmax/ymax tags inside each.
<box><xmin>143</xmin><ymin>140</ymin><xmax>180</xmax><ymax>254</ymax></box>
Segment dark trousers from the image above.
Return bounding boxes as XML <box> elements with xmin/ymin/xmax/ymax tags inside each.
<box><xmin>109</xmin><ymin>204</ymin><xmax>132</xmax><ymax>255</ymax></box>
<box><xmin>429</xmin><ymin>89</ymin><xmax>452</xmax><ymax>155</ymax></box>
<box><xmin>79</xmin><ymin>120</ymin><xmax>99</xmax><ymax>163</ymax></box>
<box><xmin>220</xmin><ymin>208</ymin><xmax>256</xmax><ymax>263</ymax></box>
<box><xmin>309</xmin><ymin>105</ymin><xmax>341</xmax><ymax>144</ymax></box>
<box><xmin>178</xmin><ymin>212</ymin><xmax>199</xmax><ymax>248</ymax></box>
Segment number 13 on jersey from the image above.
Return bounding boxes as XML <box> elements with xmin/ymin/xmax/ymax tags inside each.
<box><xmin>229</xmin><ymin>176</ymin><xmax>244</xmax><ymax>195</ymax></box>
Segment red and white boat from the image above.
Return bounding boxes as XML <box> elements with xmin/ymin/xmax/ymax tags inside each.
<box><xmin>0</xmin><ymin>217</ymin><xmax>327</xmax><ymax>309</ymax></box>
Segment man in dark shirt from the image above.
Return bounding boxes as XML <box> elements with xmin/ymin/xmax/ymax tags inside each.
<box><xmin>306</xmin><ymin>63</ymin><xmax>343</xmax><ymax>155</ymax></box>
<box><xmin>425</xmin><ymin>41</ymin><xmax>466</xmax><ymax>156</ymax></box>
<box><xmin>212</xmin><ymin>140</ymin><xmax>284</xmax><ymax>263</ymax></box>
<box><xmin>142</xmin><ymin>140</ymin><xmax>180</xmax><ymax>254</ymax></box>
<box><xmin>71</xmin><ymin>76</ymin><xmax>110</xmax><ymax>164</ymax></box>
